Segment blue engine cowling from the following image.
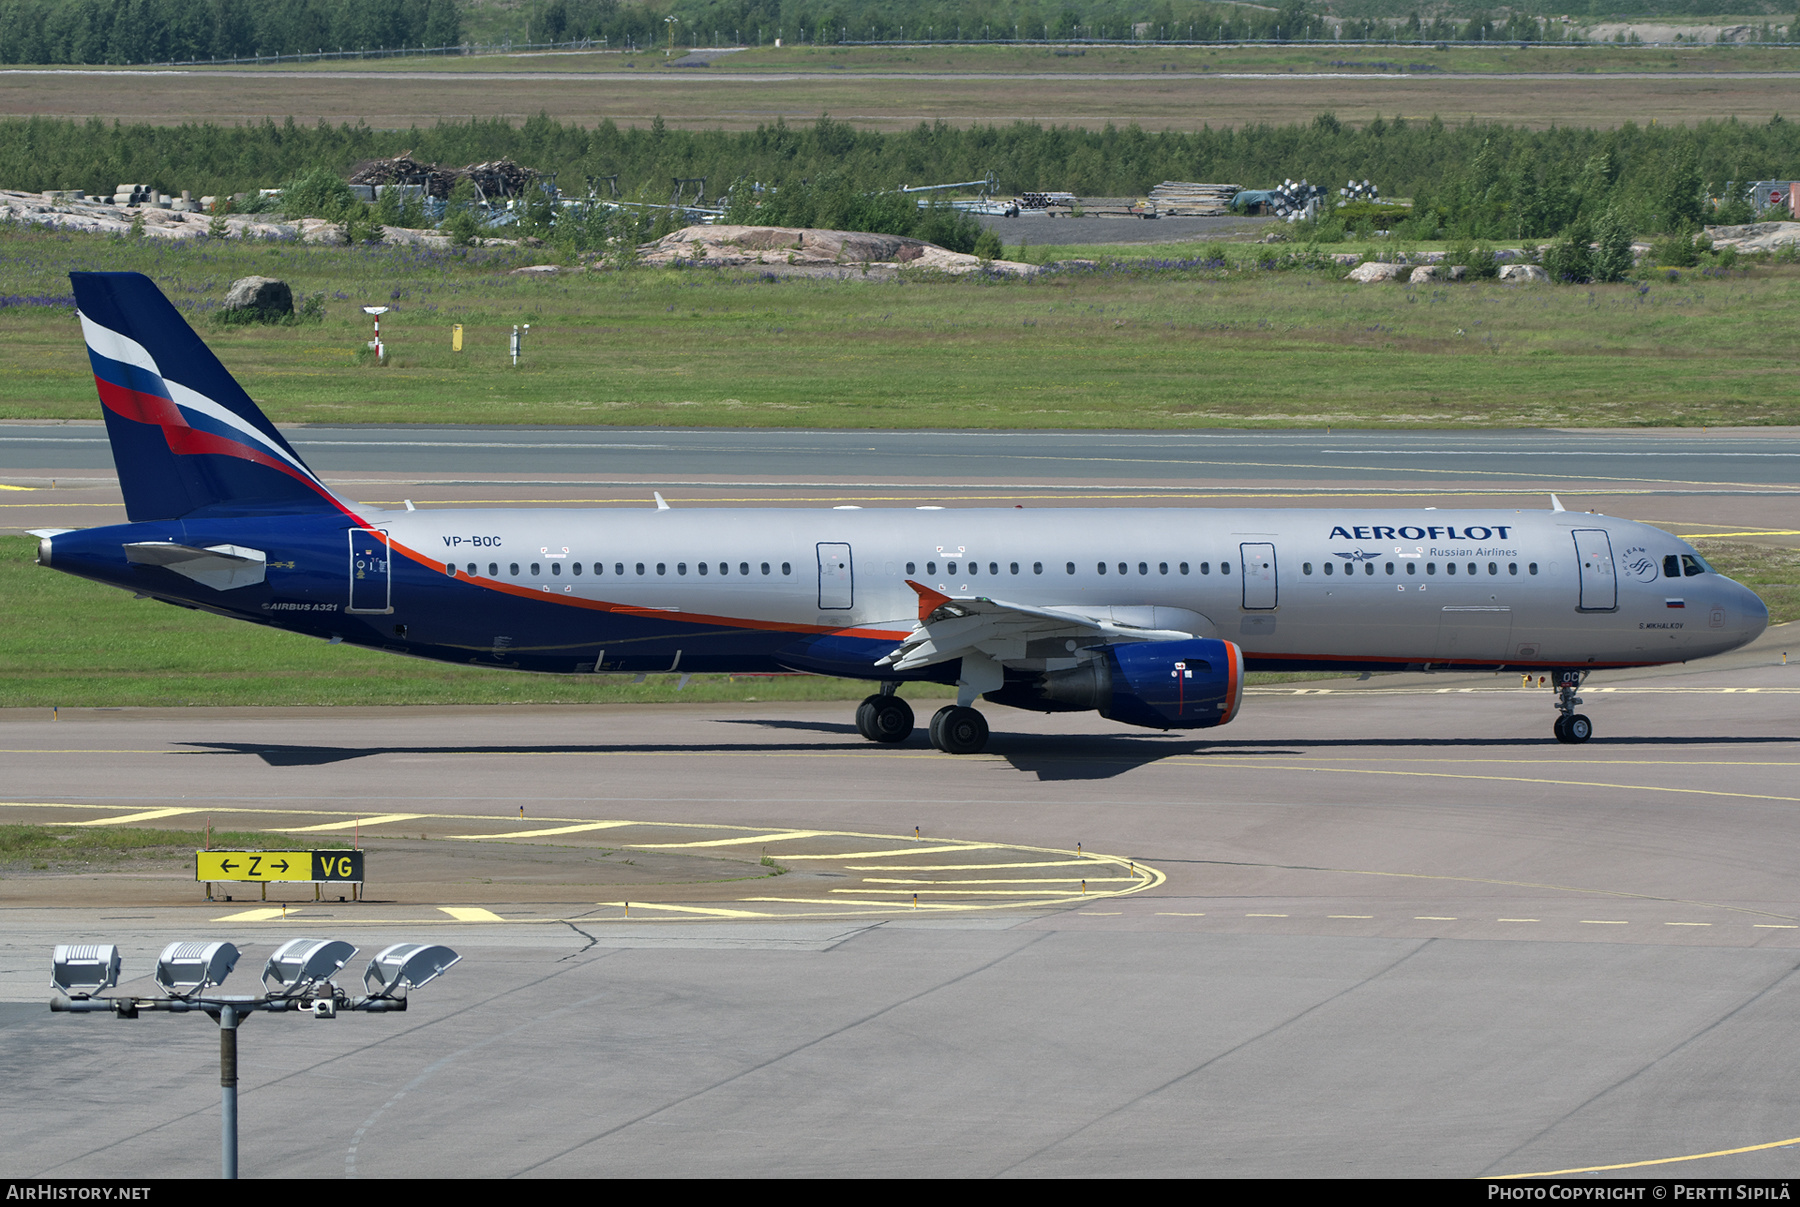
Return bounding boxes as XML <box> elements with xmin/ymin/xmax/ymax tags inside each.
<box><xmin>1101</xmin><ymin>638</ymin><xmax>1244</xmax><ymax>730</ymax></box>
<box><xmin>984</xmin><ymin>637</ymin><xmax>1245</xmax><ymax>730</ymax></box>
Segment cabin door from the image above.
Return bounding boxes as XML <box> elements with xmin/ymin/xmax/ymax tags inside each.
<box><xmin>348</xmin><ymin>528</ymin><xmax>392</xmax><ymax>614</ymax></box>
<box><xmin>1573</xmin><ymin>529</ymin><xmax>1617</xmax><ymax>611</ymax></box>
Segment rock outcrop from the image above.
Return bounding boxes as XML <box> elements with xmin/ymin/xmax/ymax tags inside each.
<box><xmin>1705</xmin><ymin>222</ymin><xmax>1800</xmax><ymax>254</ymax></box>
<box><xmin>1498</xmin><ymin>264</ymin><xmax>1549</xmax><ymax>283</ymax></box>
<box><xmin>222</xmin><ymin>276</ymin><xmax>293</xmax><ymax>320</ymax></box>
<box><xmin>633</xmin><ymin>225</ymin><xmax>1038</xmax><ymax>276</ymax></box>
<box><xmin>1345</xmin><ymin>261</ymin><xmax>1405</xmax><ymax>283</ymax></box>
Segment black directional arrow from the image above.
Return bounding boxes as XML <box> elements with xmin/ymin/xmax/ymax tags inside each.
<box><xmin>270</xmin><ymin>859</ymin><xmax>290</xmax><ymax>873</ymax></box>
<box><xmin>219</xmin><ymin>859</ymin><xmax>238</xmax><ymax>872</ymax></box>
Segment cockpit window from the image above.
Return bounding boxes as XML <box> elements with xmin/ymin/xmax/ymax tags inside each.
<box><xmin>1681</xmin><ymin>554</ymin><xmax>1708</xmax><ymax>577</ymax></box>
<box><xmin>1663</xmin><ymin>555</ymin><xmax>1681</xmax><ymax>578</ymax></box>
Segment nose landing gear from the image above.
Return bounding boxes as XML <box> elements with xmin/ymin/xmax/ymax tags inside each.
<box><xmin>1550</xmin><ymin>670</ymin><xmax>1592</xmax><ymax>744</ymax></box>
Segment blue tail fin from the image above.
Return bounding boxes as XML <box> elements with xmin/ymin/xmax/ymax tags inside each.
<box><xmin>71</xmin><ymin>271</ymin><xmax>348</xmax><ymax>522</ymax></box>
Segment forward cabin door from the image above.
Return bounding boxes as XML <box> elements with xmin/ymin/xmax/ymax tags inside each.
<box><xmin>347</xmin><ymin>528</ymin><xmax>392</xmax><ymax>614</ymax></box>
<box><xmin>817</xmin><ymin>543</ymin><xmax>853</xmax><ymax>609</ymax></box>
<box><xmin>1240</xmin><ymin>542</ymin><xmax>1277</xmax><ymax>610</ymax></box>
<box><xmin>1573</xmin><ymin>529</ymin><xmax>1617</xmax><ymax>611</ymax></box>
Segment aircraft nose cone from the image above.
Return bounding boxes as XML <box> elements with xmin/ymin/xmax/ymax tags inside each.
<box><xmin>1716</xmin><ymin>578</ymin><xmax>1770</xmax><ymax>649</ymax></box>
<box><xmin>1739</xmin><ymin>581</ymin><xmax>1771</xmax><ymax>636</ymax></box>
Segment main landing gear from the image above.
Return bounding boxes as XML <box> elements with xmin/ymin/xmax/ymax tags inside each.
<box><xmin>854</xmin><ymin>686</ymin><xmax>991</xmax><ymax>755</ymax></box>
<box><xmin>1550</xmin><ymin>670</ymin><xmax>1593</xmax><ymax>744</ymax></box>
<box><xmin>855</xmin><ymin>688</ymin><xmax>915</xmax><ymax>744</ymax></box>
<box><xmin>929</xmin><ymin>705</ymin><xmax>990</xmax><ymax>755</ymax></box>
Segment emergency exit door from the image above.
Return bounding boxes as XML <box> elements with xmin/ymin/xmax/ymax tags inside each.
<box><xmin>1240</xmin><ymin>542</ymin><xmax>1278</xmax><ymax>610</ymax></box>
<box><xmin>817</xmin><ymin>543</ymin><xmax>853</xmax><ymax>609</ymax></box>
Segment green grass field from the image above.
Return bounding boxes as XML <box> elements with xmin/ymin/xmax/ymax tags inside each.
<box><xmin>0</xmin><ymin>824</ymin><xmax>343</xmax><ymax>870</ymax></box>
<box><xmin>3</xmin><ymin>227</ymin><xmax>1798</xmax><ymax>429</ymax></box>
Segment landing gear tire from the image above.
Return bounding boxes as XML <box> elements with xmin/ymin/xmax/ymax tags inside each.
<box><xmin>855</xmin><ymin>694</ymin><xmax>915</xmax><ymax>744</ymax></box>
<box><xmin>1553</xmin><ymin>714</ymin><xmax>1594</xmax><ymax>744</ymax></box>
<box><xmin>929</xmin><ymin>705</ymin><xmax>989</xmax><ymax>755</ymax></box>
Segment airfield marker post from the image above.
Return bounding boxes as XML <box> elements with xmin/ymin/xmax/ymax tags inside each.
<box><xmin>362</xmin><ymin>305</ymin><xmax>388</xmax><ymax>362</ymax></box>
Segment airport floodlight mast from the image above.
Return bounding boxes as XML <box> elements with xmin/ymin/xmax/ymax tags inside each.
<box><xmin>51</xmin><ymin>938</ymin><xmax>460</xmax><ymax>1179</ymax></box>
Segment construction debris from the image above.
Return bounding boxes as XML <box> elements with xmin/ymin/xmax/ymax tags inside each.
<box><xmin>1147</xmin><ymin>182</ymin><xmax>1241</xmax><ymax>217</ymax></box>
<box><xmin>348</xmin><ymin>154</ymin><xmax>540</xmax><ymax>200</ymax></box>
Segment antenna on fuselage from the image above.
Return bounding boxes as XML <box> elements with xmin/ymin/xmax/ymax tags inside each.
<box><xmin>1549</xmin><ymin>493</ymin><xmax>1566</xmax><ymax>512</ymax></box>
<box><xmin>653</xmin><ymin>492</ymin><xmax>670</xmax><ymax>511</ymax></box>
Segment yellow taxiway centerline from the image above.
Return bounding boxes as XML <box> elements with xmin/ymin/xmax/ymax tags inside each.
<box><xmin>65</xmin><ymin>807</ymin><xmax>200</xmax><ymax>826</ymax></box>
<box><xmin>448</xmin><ymin>821</ymin><xmax>635</xmax><ymax>839</ymax></box>
<box><xmin>285</xmin><ymin>813</ymin><xmax>427</xmax><ymax>831</ymax></box>
<box><xmin>1497</xmin><ymin>1133</ymin><xmax>1800</xmax><ymax>1178</ymax></box>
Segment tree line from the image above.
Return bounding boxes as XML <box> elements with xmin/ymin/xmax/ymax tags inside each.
<box><xmin>0</xmin><ymin>0</ymin><xmax>460</xmax><ymax>65</ymax></box>
<box><xmin>6</xmin><ymin>110</ymin><xmax>1798</xmax><ymax>241</ymax></box>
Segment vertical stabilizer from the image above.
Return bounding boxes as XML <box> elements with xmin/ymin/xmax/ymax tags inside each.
<box><xmin>70</xmin><ymin>271</ymin><xmax>348</xmax><ymax>522</ymax></box>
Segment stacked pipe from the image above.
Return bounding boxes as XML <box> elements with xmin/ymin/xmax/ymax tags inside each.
<box><xmin>1147</xmin><ymin>181</ymin><xmax>1241</xmax><ymax>217</ymax></box>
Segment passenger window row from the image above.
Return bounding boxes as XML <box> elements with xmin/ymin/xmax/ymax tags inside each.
<box><xmin>905</xmin><ymin>560</ymin><xmax>1212</xmax><ymax>577</ymax></box>
<box><xmin>451</xmin><ymin>561</ymin><xmax>795</xmax><ymax>579</ymax></box>
<box><xmin>1300</xmin><ymin>560</ymin><xmax>1538</xmax><ymax>577</ymax></box>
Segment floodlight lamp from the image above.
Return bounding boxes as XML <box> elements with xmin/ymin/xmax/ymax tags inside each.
<box><xmin>262</xmin><ymin>938</ymin><xmax>357</xmax><ymax>997</ymax></box>
<box><xmin>363</xmin><ymin>943</ymin><xmax>461</xmax><ymax>997</ymax></box>
<box><xmin>52</xmin><ymin>944</ymin><xmax>120</xmax><ymax>999</ymax></box>
<box><xmin>155</xmin><ymin>941</ymin><xmax>239</xmax><ymax>998</ymax></box>
<box><xmin>362</xmin><ymin>306</ymin><xmax>389</xmax><ymax>316</ymax></box>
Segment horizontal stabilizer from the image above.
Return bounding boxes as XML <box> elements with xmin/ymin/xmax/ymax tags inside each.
<box><xmin>123</xmin><ymin>541</ymin><xmax>266</xmax><ymax>591</ymax></box>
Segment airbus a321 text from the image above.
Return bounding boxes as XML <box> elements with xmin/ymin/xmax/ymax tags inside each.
<box><xmin>32</xmin><ymin>273</ymin><xmax>1769</xmax><ymax>752</ymax></box>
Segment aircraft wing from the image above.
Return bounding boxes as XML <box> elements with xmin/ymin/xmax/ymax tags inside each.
<box><xmin>876</xmin><ymin>580</ymin><xmax>1201</xmax><ymax>672</ymax></box>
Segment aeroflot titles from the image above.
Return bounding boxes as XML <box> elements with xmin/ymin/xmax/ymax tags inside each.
<box><xmin>1330</xmin><ymin>524</ymin><xmax>1514</xmax><ymax>541</ymax></box>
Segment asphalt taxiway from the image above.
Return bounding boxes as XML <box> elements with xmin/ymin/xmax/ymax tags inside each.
<box><xmin>3</xmin><ymin>627</ymin><xmax>1800</xmax><ymax>1178</ymax></box>
<box><xmin>4</xmin><ymin>426</ymin><xmax>1800</xmax><ymax>1177</ymax></box>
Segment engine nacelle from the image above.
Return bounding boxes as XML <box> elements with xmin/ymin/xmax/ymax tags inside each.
<box><xmin>987</xmin><ymin>638</ymin><xmax>1244</xmax><ymax>730</ymax></box>
<box><xmin>1102</xmin><ymin>637</ymin><xmax>1244</xmax><ymax>730</ymax></box>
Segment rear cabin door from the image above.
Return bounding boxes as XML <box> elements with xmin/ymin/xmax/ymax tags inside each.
<box><xmin>1240</xmin><ymin>542</ymin><xmax>1278</xmax><ymax>610</ymax></box>
<box><xmin>817</xmin><ymin>543</ymin><xmax>853</xmax><ymax>609</ymax></box>
<box><xmin>1573</xmin><ymin>529</ymin><xmax>1617</xmax><ymax>611</ymax></box>
<box><xmin>348</xmin><ymin>528</ymin><xmax>392</xmax><ymax>614</ymax></box>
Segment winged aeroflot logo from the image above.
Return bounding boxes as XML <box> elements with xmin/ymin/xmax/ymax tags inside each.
<box><xmin>1333</xmin><ymin>550</ymin><xmax>1384</xmax><ymax>563</ymax></box>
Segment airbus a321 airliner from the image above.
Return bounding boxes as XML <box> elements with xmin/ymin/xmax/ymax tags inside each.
<box><xmin>32</xmin><ymin>273</ymin><xmax>1769</xmax><ymax>752</ymax></box>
